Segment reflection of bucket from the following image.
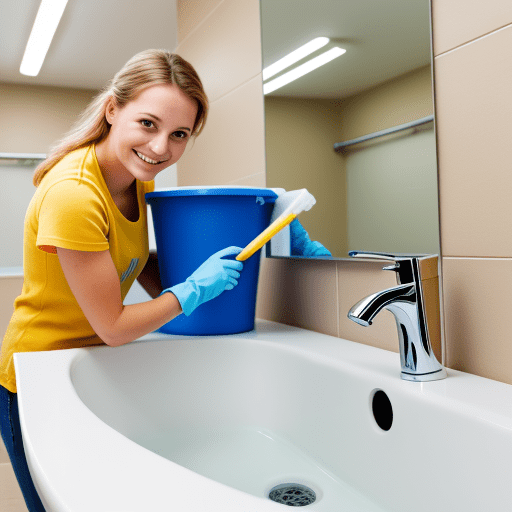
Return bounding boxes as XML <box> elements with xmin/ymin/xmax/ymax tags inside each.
<box><xmin>145</xmin><ymin>187</ymin><xmax>277</xmax><ymax>335</ymax></box>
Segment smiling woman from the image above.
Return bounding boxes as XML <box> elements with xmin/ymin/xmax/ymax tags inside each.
<box><xmin>95</xmin><ymin>83</ymin><xmax>198</xmax><ymax>199</ymax></box>
<box><xmin>32</xmin><ymin>50</ymin><xmax>208</xmax><ymax>187</ymax></box>
<box><xmin>0</xmin><ymin>49</ymin><xmax>249</xmax><ymax>512</ymax></box>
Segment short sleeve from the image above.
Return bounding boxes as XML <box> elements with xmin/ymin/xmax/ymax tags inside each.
<box><xmin>37</xmin><ymin>180</ymin><xmax>110</xmax><ymax>254</ymax></box>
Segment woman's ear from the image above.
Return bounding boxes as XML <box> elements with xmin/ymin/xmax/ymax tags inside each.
<box><xmin>104</xmin><ymin>96</ymin><xmax>117</xmax><ymax>125</ymax></box>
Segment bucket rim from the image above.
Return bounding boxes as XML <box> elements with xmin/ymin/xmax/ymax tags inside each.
<box><xmin>145</xmin><ymin>186</ymin><xmax>278</xmax><ymax>200</ymax></box>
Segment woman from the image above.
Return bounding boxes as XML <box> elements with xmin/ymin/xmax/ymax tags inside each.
<box><xmin>0</xmin><ymin>49</ymin><xmax>244</xmax><ymax>511</ymax></box>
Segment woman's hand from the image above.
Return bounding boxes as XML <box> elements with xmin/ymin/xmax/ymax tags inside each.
<box><xmin>161</xmin><ymin>246</ymin><xmax>244</xmax><ymax>316</ymax></box>
<box><xmin>290</xmin><ymin>219</ymin><xmax>331</xmax><ymax>257</ymax></box>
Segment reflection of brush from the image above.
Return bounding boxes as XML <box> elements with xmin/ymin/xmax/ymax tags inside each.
<box><xmin>236</xmin><ymin>188</ymin><xmax>317</xmax><ymax>262</ymax></box>
<box><xmin>236</xmin><ymin>213</ymin><xmax>297</xmax><ymax>262</ymax></box>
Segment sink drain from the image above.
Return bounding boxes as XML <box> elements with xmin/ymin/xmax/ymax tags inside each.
<box><xmin>268</xmin><ymin>483</ymin><xmax>316</xmax><ymax>507</ymax></box>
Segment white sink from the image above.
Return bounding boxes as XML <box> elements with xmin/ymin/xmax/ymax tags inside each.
<box><xmin>14</xmin><ymin>320</ymin><xmax>512</xmax><ymax>511</ymax></box>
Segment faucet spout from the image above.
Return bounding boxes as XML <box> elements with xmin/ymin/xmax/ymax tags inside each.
<box><xmin>348</xmin><ymin>283</ymin><xmax>415</xmax><ymax>326</ymax></box>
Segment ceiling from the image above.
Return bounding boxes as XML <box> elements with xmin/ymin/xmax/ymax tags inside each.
<box><xmin>0</xmin><ymin>0</ymin><xmax>178</xmax><ymax>90</ymax></box>
<box><xmin>0</xmin><ymin>0</ymin><xmax>432</xmax><ymax>99</ymax></box>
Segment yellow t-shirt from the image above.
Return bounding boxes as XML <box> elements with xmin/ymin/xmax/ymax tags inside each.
<box><xmin>0</xmin><ymin>145</ymin><xmax>155</xmax><ymax>392</ymax></box>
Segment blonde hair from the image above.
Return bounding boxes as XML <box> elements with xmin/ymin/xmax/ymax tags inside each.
<box><xmin>33</xmin><ymin>50</ymin><xmax>208</xmax><ymax>186</ymax></box>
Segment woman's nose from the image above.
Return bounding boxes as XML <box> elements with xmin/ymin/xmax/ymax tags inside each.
<box><xmin>149</xmin><ymin>133</ymin><xmax>170</xmax><ymax>157</ymax></box>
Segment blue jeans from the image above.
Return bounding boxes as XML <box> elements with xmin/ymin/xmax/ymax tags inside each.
<box><xmin>0</xmin><ymin>385</ymin><xmax>46</xmax><ymax>511</ymax></box>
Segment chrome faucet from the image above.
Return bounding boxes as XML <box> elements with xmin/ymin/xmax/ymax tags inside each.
<box><xmin>348</xmin><ymin>251</ymin><xmax>447</xmax><ymax>382</ymax></box>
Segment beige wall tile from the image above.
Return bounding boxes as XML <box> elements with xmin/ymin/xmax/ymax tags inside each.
<box><xmin>257</xmin><ymin>257</ymin><xmax>400</xmax><ymax>353</ymax></box>
<box><xmin>435</xmin><ymin>24</ymin><xmax>512</xmax><ymax>258</ymax></box>
<box><xmin>256</xmin><ymin>257</ymin><xmax>338</xmax><ymax>337</ymax></box>
<box><xmin>337</xmin><ymin>260</ymin><xmax>398</xmax><ymax>353</ymax></box>
<box><xmin>0</xmin><ymin>463</ymin><xmax>28</xmax><ymax>512</ymax></box>
<box><xmin>1</xmin><ymin>498</ymin><xmax>29</xmax><ymax>512</ymax></box>
<box><xmin>177</xmin><ymin>0</ymin><xmax>222</xmax><ymax>43</ymax></box>
<box><xmin>442</xmin><ymin>257</ymin><xmax>512</xmax><ymax>384</ymax></box>
<box><xmin>432</xmin><ymin>0</ymin><xmax>512</xmax><ymax>56</ymax></box>
<box><xmin>0</xmin><ymin>83</ymin><xmax>97</xmax><ymax>154</ymax></box>
<box><xmin>176</xmin><ymin>0</ymin><xmax>262</xmax><ymax>103</ymax></box>
<box><xmin>177</xmin><ymin>75</ymin><xmax>266</xmax><ymax>186</ymax></box>
<box><xmin>0</xmin><ymin>437</ymin><xmax>9</xmax><ymax>464</ymax></box>
<box><xmin>225</xmin><ymin>172</ymin><xmax>266</xmax><ymax>188</ymax></box>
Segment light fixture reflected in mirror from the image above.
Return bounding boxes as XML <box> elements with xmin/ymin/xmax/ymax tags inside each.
<box><xmin>263</xmin><ymin>45</ymin><xmax>346</xmax><ymax>95</ymax></box>
<box><xmin>262</xmin><ymin>37</ymin><xmax>330</xmax><ymax>81</ymax></box>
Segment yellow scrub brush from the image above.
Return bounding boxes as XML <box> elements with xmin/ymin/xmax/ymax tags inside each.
<box><xmin>236</xmin><ymin>188</ymin><xmax>316</xmax><ymax>261</ymax></box>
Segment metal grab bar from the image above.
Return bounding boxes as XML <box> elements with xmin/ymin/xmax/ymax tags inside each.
<box><xmin>0</xmin><ymin>152</ymin><xmax>47</xmax><ymax>160</ymax></box>
<box><xmin>334</xmin><ymin>115</ymin><xmax>434</xmax><ymax>151</ymax></box>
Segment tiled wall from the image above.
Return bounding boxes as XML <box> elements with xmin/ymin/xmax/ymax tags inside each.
<box><xmin>433</xmin><ymin>1</ymin><xmax>512</xmax><ymax>383</ymax></box>
<box><xmin>0</xmin><ymin>83</ymin><xmax>97</xmax><ymax>153</ymax></box>
<box><xmin>177</xmin><ymin>0</ymin><xmax>512</xmax><ymax>385</ymax></box>
<box><xmin>175</xmin><ymin>0</ymin><xmax>266</xmax><ymax>188</ymax></box>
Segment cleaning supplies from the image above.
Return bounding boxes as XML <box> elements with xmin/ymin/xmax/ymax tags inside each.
<box><xmin>146</xmin><ymin>187</ymin><xmax>277</xmax><ymax>335</ymax></box>
<box><xmin>236</xmin><ymin>188</ymin><xmax>316</xmax><ymax>261</ymax></box>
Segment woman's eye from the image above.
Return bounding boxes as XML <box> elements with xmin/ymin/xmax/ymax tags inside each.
<box><xmin>173</xmin><ymin>131</ymin><xmax>188</xmax><ymax>139</ymax></box>
<box><xmin>141</xmin><ymin>120</ymin><xmax>154</xmax><ymax>128</ymax></box>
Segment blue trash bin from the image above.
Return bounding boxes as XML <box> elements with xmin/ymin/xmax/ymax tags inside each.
<box><xmin>145</xmin><ymin>187</ymin><xmax>278</xmax><ymax>335</ymax></box>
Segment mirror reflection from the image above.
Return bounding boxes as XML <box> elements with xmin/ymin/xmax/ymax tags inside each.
<box><xmin>260</xmin><ymin>0</ymin><xmax>439</xmax><ymax>259</ymax></box>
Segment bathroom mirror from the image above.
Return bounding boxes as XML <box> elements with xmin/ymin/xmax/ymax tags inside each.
<box><xmin>260</xmin><ymin>0</ymin><xmax>439</xmax><ymax>259</ymax></box>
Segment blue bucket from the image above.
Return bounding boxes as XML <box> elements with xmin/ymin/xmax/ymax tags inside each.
<box><xmin>145</xmin><ymin>187</ymin><xmax>278</xmax><ymax>335</ymax></box>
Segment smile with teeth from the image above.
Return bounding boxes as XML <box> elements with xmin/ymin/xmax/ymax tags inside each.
<box><xmin>134</xmin><ymin>150</ymin><xmax>166</xmax><ymax>165</ymax></box>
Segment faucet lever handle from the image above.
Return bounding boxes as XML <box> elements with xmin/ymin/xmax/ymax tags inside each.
<box><xmin>349</xmin><ymin>250</ymin><xmax>418</xmax><ymax>284</ymax></box>
<box><xmin>348</xmin><ymin>250</ymin><xmax>398</xmax><ymax>261</ymax></box>
<box><xmin>349</xmin><ymin>251</ymin><xmax>402</xmax><ymax>273</ymax></box>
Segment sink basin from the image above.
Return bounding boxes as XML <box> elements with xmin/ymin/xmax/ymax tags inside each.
<box><xmin>14</xmin><ymin>320</ymin><xmax>512</xmax><ymax>511</ymax></box>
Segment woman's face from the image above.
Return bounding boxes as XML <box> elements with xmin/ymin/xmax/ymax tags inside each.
<box><xmin>104</xmin><ymin>83</ymin><xmax>198</xmax><ymax>183</ymax></box>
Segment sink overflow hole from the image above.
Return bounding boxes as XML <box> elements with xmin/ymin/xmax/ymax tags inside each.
<box><xmin>268</xmin><ymin>483</ymin><xmax>316</xmax><ymax>507</ymax></box>
<box><xmin>372</xmin><ymin>389</ymin><xmax>393</xmax><ymax>431</ymax></box>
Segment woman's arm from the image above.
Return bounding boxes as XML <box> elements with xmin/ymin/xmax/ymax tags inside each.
<box><xmin>136</xmin><ymin>250</ymin><xmax>162</xmax><ymax>298</ymax></box>
<box><xmin>57</xmin><ymin>247</ymin><xmax>182</xmax><ymax>347</ymax></box>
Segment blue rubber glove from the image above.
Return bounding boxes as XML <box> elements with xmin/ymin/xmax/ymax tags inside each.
<box><xmin>161</xmin><ymin>246</ymin><xmax>244</xmax><ymax>316</ymax></box>
<box><xmin>290</xmin><ymin>219</ymin><xmax>332</xmax><ymax>257</ymax></box>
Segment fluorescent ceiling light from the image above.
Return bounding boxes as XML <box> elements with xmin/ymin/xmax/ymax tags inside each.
<box><xmin>20</xmin><ymin>0</ymin><xmax>69</xmax><ymax>77</ymax></box>
<box><xmin>262</xmin><ymin>37</ymin><xmax>330</xmax><ymax>81</ymax></box>
<box><xmin>263</xmin><ymin>47</ymin><xmax>346</xmax><ymax>95</ymax></box>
